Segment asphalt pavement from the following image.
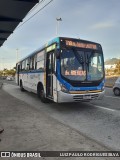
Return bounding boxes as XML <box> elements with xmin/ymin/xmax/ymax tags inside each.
<box><xmin>0</xmin><ymin>81</ymin><xmax>120</xmax><ymax>160</ymax></box>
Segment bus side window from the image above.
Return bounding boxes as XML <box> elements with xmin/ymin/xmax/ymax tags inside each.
<box><xmin>34</xmin><ymin>55</ymin><xmax>37</xmax><ymax>70</ymax></box>
<box><xmin>19</xmin><ymin>63</ymin><xmax>22</xmax><ymax>72</ymax></box>
<box><xmin>24</xmin><ymin>60</ymin><xmax>26</xmax><ymax>71</ymax></box>
<box><xmin>22</xmin><ymin>61</ymin><xmax>25</xmax><ymax>71</ymax></box>
<box><xmin>36</xmin><ymin>50</ymin><xmax>45</xmax><ymax>71</ymax></box>
<box><xmin>30</xmin><ymin>57</ymin><xmax>34</xmax><ymax>70</ymax></box>
<box><xmin>26</xmin><ymin>58</ymin><xmax>29</xmax><ymax>70</ymax></box>
<box><xmin>37</xmin><ymin>60</ymin><xmax>44</xmax><ymax>71</ymax></box>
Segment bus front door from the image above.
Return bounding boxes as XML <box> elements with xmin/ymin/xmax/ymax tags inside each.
<box><xmin>46</xmin><ymin>52</ymin><xmax>54</xmax><ymax>98</ymax></box>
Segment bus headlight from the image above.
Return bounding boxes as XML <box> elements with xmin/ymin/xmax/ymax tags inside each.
<box><xmin>61</xmin><ymin>84</ymin><xmax>69</xmax><ymax>93</ymax></box>
<box><xmin>101</xmin><ymin>86</ymin><xmax>105</xmax><ymax>91</ymax></box>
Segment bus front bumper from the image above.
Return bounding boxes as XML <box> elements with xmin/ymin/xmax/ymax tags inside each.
<box><xmin>57</xmin><ymin>90</ymin><xmax>105</xmax><ymax>103</ymax></box>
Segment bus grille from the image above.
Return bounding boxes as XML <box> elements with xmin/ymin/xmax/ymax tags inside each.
<box><xmin>73</xmin><ymin>94</ymin><xmax>99</xmax><ymax>101</ymax></box>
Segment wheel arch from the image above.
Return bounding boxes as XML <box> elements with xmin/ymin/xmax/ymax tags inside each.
<box><xmin>113</xmin><ymin>87</ymin><xmax>120</xmax><ymax>91</ymax></box>
<box><xmin>37</xmin><ymin>81</ymin><xmax>44</xmax><ymax>91</ymax></box>
<box><xmin>37</xmin><ymin>81</ymin><xmax>48</xmax><ymax>102</ymax></box>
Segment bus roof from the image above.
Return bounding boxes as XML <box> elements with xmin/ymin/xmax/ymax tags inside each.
<box><xmin>17</xmin><ymin>37</ymin><xmax>101</xmax><ymax>63</ymax></box>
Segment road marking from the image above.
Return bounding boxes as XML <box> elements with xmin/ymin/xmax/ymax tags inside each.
<box><xmin>94</xmin><ymin>105</ymin><xmax>115</xmax><ymax>112</ymax></box>
<box><xmin>105</xmin><ymin>95</ymin><xmax>120</xmax><ymax>99</ymax></box>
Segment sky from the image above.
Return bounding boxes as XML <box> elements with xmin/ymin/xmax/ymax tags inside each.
<box><xmin>0</xmin><ymin>0</ymin><xmax>120</xmax><ymax>69</ymax></box>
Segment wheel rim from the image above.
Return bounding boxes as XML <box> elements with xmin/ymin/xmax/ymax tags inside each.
<box><xmin>114</xmin><ymin>89</ymin><xmax>120</xmax><ymax>96</ymax></box>
<box><xmin>40</xmin><ymin>90</ymin><xmax>44</xmax><ymax>98</ymax></box>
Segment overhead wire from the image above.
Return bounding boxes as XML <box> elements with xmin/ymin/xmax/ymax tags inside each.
<box><xmin>26</xmin><ymin>0</ymin><xmax>45</xmax><ymax>16</ymax></box>
<box><xmin>17</xmin><ymin>0</ymin><xmax>53</xmax><ymax>29</ymax></box>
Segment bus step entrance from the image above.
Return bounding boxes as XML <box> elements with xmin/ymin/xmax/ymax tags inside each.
<box><xmin>47</xmin><ymin>95</ymin><xmax>53</xmax><ymax>100</ymax></box>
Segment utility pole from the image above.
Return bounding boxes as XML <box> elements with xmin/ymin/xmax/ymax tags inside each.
<box><xmin>56</xmin><ymin>17</ymin><xmax>62</xmax><ymax>36</ymax></box>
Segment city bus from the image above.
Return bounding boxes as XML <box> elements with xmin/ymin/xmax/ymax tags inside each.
<box><xmin>16</xmin><ymin>37</ymin><xmax>105</xmax><ymax>103</ymax></box>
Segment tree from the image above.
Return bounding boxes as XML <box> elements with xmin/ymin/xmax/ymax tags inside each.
<box><xmin>115</xmin><ymin>60</ymin><xmax>120</xmax><ymax>74</ymax></box>
<box><xmin>0</xmin><ymin>68</ymin><xmax>16</xmax><ymax>76</ymax></box>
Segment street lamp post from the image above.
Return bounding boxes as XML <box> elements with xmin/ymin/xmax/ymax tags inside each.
<box><xmin>56</xmin><ymin>17</ymin><xmax>62</xmax><ymax>36</ymax></box>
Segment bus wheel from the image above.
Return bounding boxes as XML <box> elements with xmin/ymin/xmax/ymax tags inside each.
<box><xmin>20</xmin><ymin>81</ymin><xmax>24</xmax><ymax>91</ymax></box>
<box><xmin>37</xmin><ymin>85</ymin><xmax>48</xmax><ymax>103</ymax></box>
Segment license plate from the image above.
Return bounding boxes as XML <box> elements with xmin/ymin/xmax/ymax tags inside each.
<box><xmin>83</xmin><ymin>95</ymin><xmax>91</xmax><ymax>99</ymax></box>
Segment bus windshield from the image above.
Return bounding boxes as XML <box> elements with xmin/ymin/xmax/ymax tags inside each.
<box><xmin>60</xmin><ymin>49</ymin><xmax>104</xmax><ymax>81</ymax></box>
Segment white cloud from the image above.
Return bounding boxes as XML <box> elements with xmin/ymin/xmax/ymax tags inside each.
<box><xmin>91</xmin><ymin>21</ymin><xmax>115</xmax><ymax>29</ymax></box>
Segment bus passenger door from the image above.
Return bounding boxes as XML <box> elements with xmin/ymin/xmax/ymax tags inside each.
<box><xmin>46</xmin><ymin>52</ymin><xmax>54</xmax><ymax>98</ymax></box>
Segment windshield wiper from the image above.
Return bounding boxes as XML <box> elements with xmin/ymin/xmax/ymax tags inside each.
<box><xmin>86</xmin><ymin>52</ymin><xmax>93</xmax><ymax>72</ymax></box>
<box><xmin>72</xmin><ymin>48</ymin><xmax>85</xmax><ymax>71</ymax></box>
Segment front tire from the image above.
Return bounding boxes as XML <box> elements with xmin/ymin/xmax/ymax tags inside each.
<box><xmin>114</xmin><ymin>88</ymin><xmax>120</xmax><ymax>96</ymax></box>
<box><xmin>37</xmin><ymin>85</ymin><xmax>48</xmax><ymax>103</ymax></box>
<box><xmin>20</xmin><ymin>81</ymin><xmax>24</xmax><ymax>91</ymax></box>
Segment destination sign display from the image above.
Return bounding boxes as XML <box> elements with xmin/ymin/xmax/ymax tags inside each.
<box><xmin>65</xmin><ymin>40</ymin><xmax>97</xmax><ymax>49</ymax></box>
<box><xmin>46</xmin><ymin>44</ymin><xmax>56</xmax><ymax>52</ymax></box>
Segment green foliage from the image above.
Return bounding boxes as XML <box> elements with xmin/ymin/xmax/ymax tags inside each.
<box><xmin>116</xmin><ymin>60</ymin><xmax>120</xmax><ymax>74</ymax></box>
<box><xmin>0</xmin><ymin>68</ymin><xmax>16</xmax><ymax>76</ymax></box>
